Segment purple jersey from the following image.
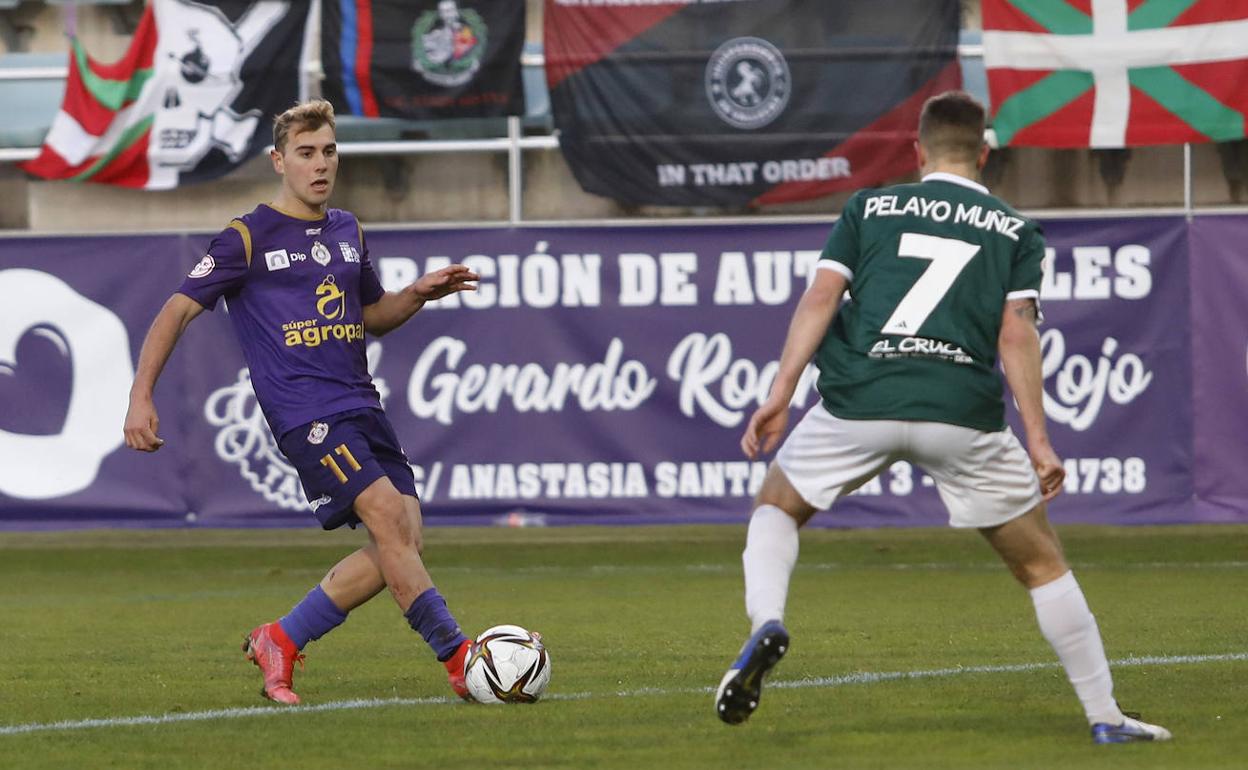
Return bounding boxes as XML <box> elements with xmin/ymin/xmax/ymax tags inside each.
<box><xmin>179</xmin><ymin>204</ymin><xmax>386</xmax><ymax>441</ymax></box>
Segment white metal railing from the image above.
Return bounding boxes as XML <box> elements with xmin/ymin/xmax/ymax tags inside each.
<box><xmin>0</xmin><ymin>44</ymin><xmax>1203</xmax><ymax>222</ymax></box>
<box><xmin>0</xmin><ymin>66</ymin><xmax>66</xmax><ymax>79</ymax></box>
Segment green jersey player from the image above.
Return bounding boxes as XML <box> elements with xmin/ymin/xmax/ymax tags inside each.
<box><xmin>714</xmin><ymin>91</ymin><xmax>1170</xmax><ymax>745</ymax></box>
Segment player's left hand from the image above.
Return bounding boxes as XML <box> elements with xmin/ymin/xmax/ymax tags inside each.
<box><xmin>412</xmin><ymin>264</ymin><xmax>479</xmax><ymax>301</ymax></box>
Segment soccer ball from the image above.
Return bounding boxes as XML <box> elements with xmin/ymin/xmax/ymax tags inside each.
<box><xmin>463</xmin><ymin>624</ymin><xmax>551</xmax><ymax>704</ymax></box>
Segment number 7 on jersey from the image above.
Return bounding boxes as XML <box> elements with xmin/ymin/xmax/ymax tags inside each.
<box><xmin>880</xmin><ymin>232</ymin><xmax>981</xmax><ymax>336</ymax></box>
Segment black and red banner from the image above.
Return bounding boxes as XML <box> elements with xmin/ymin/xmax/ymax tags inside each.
<box><xmin>323</xmin><ymin>0</ymin><xmax>525</xmax><ymax>119</ymax></box>
<box><xmin>545</xmin><ymin>0</ymin><xmax>961</xmax><ymax>206</ymax></box>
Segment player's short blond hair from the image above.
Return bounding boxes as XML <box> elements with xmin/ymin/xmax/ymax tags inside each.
<box><xmin>272</xmin><ymin>99</ymin><xmax>336</xmax><ymax>153</ymax></box>
<box><xmin>918</xmin><ymin>91</ymin><xmax>986</xmax><ymax>165</ymax></box>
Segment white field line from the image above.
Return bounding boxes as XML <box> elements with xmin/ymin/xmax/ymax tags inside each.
<box><xmin>3</xmin><ymin>561</ymin><xmax>1240</xmax><ymax>613</ymax></box>
<box><xmin>2</xmin><ymin>652</ymin><xmax>1244</xmax><ymax>737</ymax></box>
<box><xmin>419</xmin><ymin>560</ymin><xmax>1248</xmax><ymax>576</ymax></box>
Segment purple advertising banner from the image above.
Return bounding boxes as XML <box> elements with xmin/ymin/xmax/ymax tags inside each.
<box><xmin>0</xmin><ymin>216</ymin><xmax>1241</xmax><ymax>529</ymax></box>
<box><xmin>1189</xmin><ymin>215</ymin><xmax>1248</xmax><ymax>521</ymax></box>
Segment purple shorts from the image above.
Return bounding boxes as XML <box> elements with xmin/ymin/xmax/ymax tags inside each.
<box><xmin>279</xmin><ymin>407</ymin><xmax>418</xmax><ymax>530</ymax></box>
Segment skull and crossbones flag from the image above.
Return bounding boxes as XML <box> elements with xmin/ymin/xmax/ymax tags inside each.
<box><xmin>21</xmin><ymin>0</ymin><xmax>312</xmax><ymax>189</ymax></box>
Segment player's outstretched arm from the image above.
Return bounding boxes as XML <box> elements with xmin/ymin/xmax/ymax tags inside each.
<box><xmin>124</xmin><ymin>293</ymin><xmax>205</xmax><ymax>452</ymax></box>
<box><xmin>362</xmin><ymin>264</ymin><xmax>479</xmax><ymax>337</ymax></box>
<box><xmin>998</xmin><ymin>297</ymin><xmax>1065</xmax><ymax>500</ymax></box>
<box><xmin>741</xmin><ymin>268</ymin><xmax>847</xmax><ymax>460</ymax></box>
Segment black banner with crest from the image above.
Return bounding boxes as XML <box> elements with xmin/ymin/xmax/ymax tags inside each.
<box><xmin>545</xmin><ymin>0</ymin><xmax>961</xmax><ymax>206</ymax></box>
<box><xmin>323</xmin><ymin>0</ymin><xmax>525</xmax><ymax>119</ymax></box>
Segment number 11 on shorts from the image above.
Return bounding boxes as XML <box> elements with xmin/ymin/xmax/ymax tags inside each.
<box><xmin>320</xmin><ymin>444</ymin><xmax>362</xmax><ymax>484</ymax></box>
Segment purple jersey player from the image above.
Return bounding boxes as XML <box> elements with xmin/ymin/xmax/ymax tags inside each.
<box><xmin>123</xmin><ymin>99</ymin><xmax>480</xmax><ymax>705</ymax></box>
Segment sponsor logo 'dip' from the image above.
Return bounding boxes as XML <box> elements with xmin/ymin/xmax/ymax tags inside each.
<box><xmin>705</xmin><ymin>37</ymin><xmax>791</xmax><ymax>130</ymax></box>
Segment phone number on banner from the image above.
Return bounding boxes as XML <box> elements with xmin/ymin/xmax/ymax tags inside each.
<box><xmin>859</xmin><ymin>458</ymin><xmax>1147</xmax><ymax>497</ymax></box>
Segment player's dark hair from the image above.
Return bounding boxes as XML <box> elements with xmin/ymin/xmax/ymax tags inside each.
<box><xmin>918</xmin><ymin>91</ymin><xmax>986</xmax><ymax>165</ymax></box>
<box><xmin>273</xmin><ymin>99</ymin><xmax>336</xmax><ymax>153</ymax></box>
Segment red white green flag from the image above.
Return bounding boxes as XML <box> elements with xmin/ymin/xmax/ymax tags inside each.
<box><xmin>21</xmin><ymin>1</ymin><xmax>310</xmax><ymax>189</ymax></box>
<box><xmin>983</xmin><ymin>0</ymin><xmax>1248</xmax><ymax>147</ymax></box>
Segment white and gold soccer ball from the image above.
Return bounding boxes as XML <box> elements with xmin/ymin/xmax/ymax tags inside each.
<box><xmin>463</xmin><ymin>624</ymin><xmax>551</xmax><ymax>704</ymax></box>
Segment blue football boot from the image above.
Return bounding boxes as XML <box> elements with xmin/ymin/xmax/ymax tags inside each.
<box><xmin>715</xmin><ymin>620</ymin><xmax>789</xmax><ymax>725</ymax></box>
<box><xmin>1091</xmin><ymin>711</ymin><xmax>1172</xmax><ymax>744</ymax></box>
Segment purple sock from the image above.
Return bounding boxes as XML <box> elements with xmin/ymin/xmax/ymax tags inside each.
<box><xmin>278</xmin><ymin>585</ymin><xmax>348</xmax><ymax>650</ymax></box>
<box><xmin>404</xmin><ymin>587</ymin><xmax>468</xmax><ymax>661</ymax></box>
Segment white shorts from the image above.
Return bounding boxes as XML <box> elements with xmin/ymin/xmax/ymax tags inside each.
<box><xmin>775</xmin><ymin>405</ymin><xmax>1042</xmax><ymax>529</ymax></box>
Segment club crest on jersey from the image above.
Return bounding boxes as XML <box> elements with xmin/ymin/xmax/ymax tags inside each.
<box><xmin>311</xmin><ymin>241</ymin><xmax>332</xmax><ymax>266</ymax></box>
<box><xmin>338</xmin><ymin>241</ymin><xmax>361</xmax><ymax>263</ymax></box>
<box><xmin>264</xmin><ymin>249</ymin><xmax>290</xmax><ymax>271</ymax></box>
<box><xmin>188</xmin><ymin>255</ymin><xmax>215</xmax><ymax>278</ymax></box>
<box><xmin>307</xmin><ymin>421</ymin><xmax>329</xmax><ymax>445</ymax></box>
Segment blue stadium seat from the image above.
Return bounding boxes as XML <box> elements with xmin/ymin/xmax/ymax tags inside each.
<box><xmin>0</xmin><ymin>51</ymin><xmax>65</xmax><ymax>148</ymax></box>
<box><xmin>334</xmin><ymin>115</ymin><xmax>408</xmax><ymax>143</ymax></box>
<box><xmin>521</xmin><ymin>41</ymin><xmax>552</xmax><ymax>132</ymax></box>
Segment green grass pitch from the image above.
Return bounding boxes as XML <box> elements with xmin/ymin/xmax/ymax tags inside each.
<box><xmin>0</xmin><ymin>524</ymin><xmax>1244</xmax><ymax>768</ymax></box>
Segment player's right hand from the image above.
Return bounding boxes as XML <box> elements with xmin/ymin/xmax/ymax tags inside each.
<box><xmin>741</xmin><ymin>398</ymin><xmax>789</xmax><ymax>460</ymax></box>
<box><xmin>1028</xmin><ymin>439</ymin><xmax>1065</xmax><ymax>501</ymax></box>
<box><xmin>124</xmin><ymin>397</ymin><xmax>165</xmax><ymax>452</ymax></box>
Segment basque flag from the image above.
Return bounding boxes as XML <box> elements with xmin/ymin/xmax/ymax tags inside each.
<box><xmin>985</xmin><ymin>0</ymin><xmax>1248</xmax><ymax>147</ymax></box>
<box><xmin>545</xmin><ymin>0</ymin><xmax>961</xmax><ymax>207</ymax></box>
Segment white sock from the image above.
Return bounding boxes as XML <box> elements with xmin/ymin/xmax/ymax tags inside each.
<box><xmin>1029</xmin><ymin>571</ymin><xmax>1124</xmax><ymax>726</ymax></box>
<box><xmin>742</xmin><ymin>505</ymin><xmax>800</xmax><ymax>633</ymax></box>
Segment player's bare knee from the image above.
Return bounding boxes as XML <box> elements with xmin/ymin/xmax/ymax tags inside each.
<box><xmin>1007</xmin><ymin>550</ymin><xmax>1069</xmax><ymax>588</ymax></box>
<box><xmin>357</xmin><ymin>494</ymin><xmax>410</xmax><ymax>547</ymax></box>
<box><xmin>754</xmin><ymin>464</ymin><xmax>815</xmax><ymax>525</ymax></box>
<box><xmin>385</xmin><ymin>509</ymin><xmax>421</xmax><ymax>552</ymax></box>
<box><xmin>400</xmin><ymin>498</ymin><xmax>425</xmax><ymax>555</ymax></box>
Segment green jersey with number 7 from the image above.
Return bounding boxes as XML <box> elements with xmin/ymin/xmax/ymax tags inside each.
<box><xmin>815</xmin><ymin>171</ymin><xmax>1045</xmax><ymax>432</ymax></box>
